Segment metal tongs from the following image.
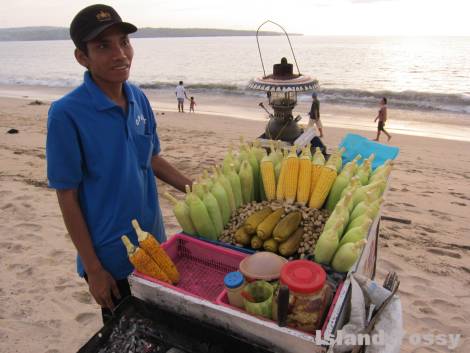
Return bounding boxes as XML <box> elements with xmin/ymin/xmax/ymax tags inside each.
<box><xmin>351</xmin><ymin>272</ymin><xmax>400</xmax><ymax>353</ymax></box>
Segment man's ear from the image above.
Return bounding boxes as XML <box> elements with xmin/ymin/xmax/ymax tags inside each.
<box><xmin>74</xmin><ymin>48</ymin><xmax>89</xmax><ymax>69</ymax></box>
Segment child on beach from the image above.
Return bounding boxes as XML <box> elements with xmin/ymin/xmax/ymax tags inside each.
<box><xmin>189</xmin><ymin>96</ymin><xmax>196</xmax><ymax>112</ymax></box>
<box><xmin>374</xmin><ymin>97</ymin><xmax>392</xmax><ymax>142</ymax></box>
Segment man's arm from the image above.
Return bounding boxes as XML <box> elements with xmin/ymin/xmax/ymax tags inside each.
<box><xmin>56</xmin><ymin>189</ymin><xmax>119</xmax><ymax>309</ymax></box>
<box><xmin>151</xmin><ymin>155</ymin><xmax>192</xmax><ymax>193</ymax></box>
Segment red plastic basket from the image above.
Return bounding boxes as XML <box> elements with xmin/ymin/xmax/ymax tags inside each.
<box><xmin>134</xmin><ymin>233</ymin><xmax>248</xmax><ymax>302</ymax></box>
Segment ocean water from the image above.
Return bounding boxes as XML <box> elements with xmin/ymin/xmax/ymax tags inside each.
<box><xmin>0</xmin><ymin>36</ymin><xmax>469</xmax><ymax>114</ymax></box>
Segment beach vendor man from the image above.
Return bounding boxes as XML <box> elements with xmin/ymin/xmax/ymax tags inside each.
<box><xmin>46</xmin><ymin>4</ymin><xmax>192</xmax><ymax>323</ymax></box>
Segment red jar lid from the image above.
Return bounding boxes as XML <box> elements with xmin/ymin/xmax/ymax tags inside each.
<box><xmin>280</xmin><ymin>260</ymin><xmax>326</xmax><ymax>294</ymax></box>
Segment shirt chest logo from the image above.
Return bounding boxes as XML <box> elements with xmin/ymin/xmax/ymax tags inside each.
<box><xmin>135</xmin><ymin>114</ymin><xmax>147</xmax><ymax>127</ymax></box>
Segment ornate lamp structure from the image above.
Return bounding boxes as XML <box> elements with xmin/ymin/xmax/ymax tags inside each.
<box><xmin>248</xmin><ymin>21</ymin><xmax>319</xmax><ymax>143</ymax></box>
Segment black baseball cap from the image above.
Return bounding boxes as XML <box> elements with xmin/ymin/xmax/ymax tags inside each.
<box><xmin>70</xmin><ymin>4</ymin><xmax>137</xmax><ymax>49</ymax></box>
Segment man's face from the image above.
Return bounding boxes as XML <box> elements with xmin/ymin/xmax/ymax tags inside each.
<box><xmin>76</xmin><ymin>25</ymin><xmax>134</xmax><ymax>85</ymax></box>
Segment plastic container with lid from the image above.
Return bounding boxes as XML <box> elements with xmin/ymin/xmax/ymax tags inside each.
<box><xmin>273</xmin><ymin>260</ymin><xmax>327</xmax><ymax>332</ymax></box>
<box><xmin>224</xmin><ymin>271</ymin><xmax>245</xmax><ymax>308</ymax></box>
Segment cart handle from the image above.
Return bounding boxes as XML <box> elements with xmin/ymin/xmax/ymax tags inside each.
<box><xmin>256</xmin><ymin>20</ymin><xmax>301</xmax><ymax>78</ymax></box>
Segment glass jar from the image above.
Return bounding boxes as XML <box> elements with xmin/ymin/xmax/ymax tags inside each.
<box><xmin>273</xmin><ymin>260</ymin><xmax>327</xmax><ymax>332</ymax></box>
<box><xmin>224</xmin><ymin>271</ymin><xmax>245</xmax><ymax>308</ymax></box>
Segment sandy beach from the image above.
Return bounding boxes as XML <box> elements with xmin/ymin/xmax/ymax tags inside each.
<box><xmin>0</xmin><ymin>91</ymin><xmax>469</xmax><ymax>353</ymax></box>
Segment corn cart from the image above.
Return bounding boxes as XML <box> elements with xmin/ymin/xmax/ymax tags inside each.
<box><xmin>78</xmin><ymin>23</ymin><xmax>402</xmax><ymax>352</ymax></box>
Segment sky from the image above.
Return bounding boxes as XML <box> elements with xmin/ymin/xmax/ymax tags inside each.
<box><xmin>1</xmin><ymin>0</ymin><xmax>470</xmax><ymax>36</ymax></box>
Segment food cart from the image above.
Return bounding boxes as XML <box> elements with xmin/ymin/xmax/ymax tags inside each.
<box><xmin>78</xmin><ymin>22</ymin><xmax>401</xmax><ymax>353</ymax></box>
<box><xmin>128</xmin><ymin>213</ymin><xmax>381</xmax><ymax>353</ymax></box>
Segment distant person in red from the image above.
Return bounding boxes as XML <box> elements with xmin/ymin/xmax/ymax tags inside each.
<box><xmin>374</xmin><ymin>97</ymin><xmax>392</xmax><ymax>142</ymax></box>
<box><xmin>189</xmin><ymin>96</ymin><xmax>196</xmax><ymax>112</ymax></box>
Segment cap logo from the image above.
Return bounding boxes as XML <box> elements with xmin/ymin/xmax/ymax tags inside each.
<box><xmin>96</xmin><ymin>10</ymin><xmax>112</xmax><ymax>21</ymax></box>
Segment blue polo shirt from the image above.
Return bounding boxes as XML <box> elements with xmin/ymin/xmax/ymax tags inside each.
<box><xmin>46</xmin><ymin>71</ymin><xmax>166</xmax><ymax>280</ymax></box>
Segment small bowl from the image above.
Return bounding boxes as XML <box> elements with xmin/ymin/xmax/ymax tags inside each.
<box><xmin>243</xmin><ymin>280</ymin><xmax>274</xmax><ymax>319</ymax></box>
<box><xmin>239</xmin><ymin>252</ymin><xmax>288</xmax><ymax>281</ymax></box>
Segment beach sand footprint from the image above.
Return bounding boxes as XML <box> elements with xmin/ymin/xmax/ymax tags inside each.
<box><xmin>75</xmin><ymin>312</ymin><xmax>98</xmax><ymax>325</ymax></box>
<box><xmin>417</xmin><ymin>225</ymin><xmax>438</xmax><ymax>234</ymax></box>
<box><xmin>427</xmin><ymin>247</ymin><xmax>462</xmax><ymax>259</ymax></box>
<box><xmin>15</xmin><ymin>222</ymin><xmax>42</xmax><ymax>232</ymax></box>
<box><xmin>450</xmin><ymin>192</ymin><xmax>470</xmax><ymax>201</ymax></box>
<box><xmin>72</xmin><ymin>290</ymin><xmax>93</xmax><ymax>305</ymax></box>
<box><xmin>398</xmin><ymin>202</ymin><xmax>416</xmax><ymax>207</ymax></box>
<box><xmin>406</xmin><ymin>275</ymin><xmax>432</xmax><ymax>286</ymax></box>
<box><xmin>427</xmin><ymin>210</ymin><xmax>452</xmax><ymax>222</ymax></box>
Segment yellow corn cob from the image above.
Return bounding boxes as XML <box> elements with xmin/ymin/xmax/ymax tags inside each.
<box><xmin>284</xmin><ymin>146</ymin><xmax>300</xmax><ymax>204</ymax></box>
<box><xmin>121</xmin><ymin>235</ymin><xmax>171</xmax><ymax>283</ymax></box>
<box><xmin>310</xmin><ymin>165</ymin><xmax>324</xmax><ymax>197</ymax></box>
<box><xmin>296</xmin><ymin>146</ymin><xmax>312</xmax><ymax>205</ymax></box>
<box><xmin>260</xmin><ymin>155</ymin><xmax>276</xmax><ymax>201</ymax></box>
<box><xmin>276</xmin><ymin>153</ymin><xmax>288</xmax><ymax>201</ymax></box>
<box><xmin>309</xmin><ymin>164</ymin><xmax>338</xmax><ymax>209</ymax></box>
<box><xmin>132</xmin><ymin>219</ymin><xmax>179</xmax><ymax>284</ymax></box>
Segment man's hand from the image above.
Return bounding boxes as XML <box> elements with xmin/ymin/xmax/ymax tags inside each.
<box><xmin>87</xmin><ymin>268</ymin><xmax>121</xmax><ymax>310</ymax></box>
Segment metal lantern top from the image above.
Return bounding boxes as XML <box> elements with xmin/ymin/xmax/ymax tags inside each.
<box><xmin>248</xmin><ymin>20</ymin><xmax>319</xmax><ymax>93</ymax></box>
<box><xmin>248</xmin><ymin>58</ymin><xmax>318</xmax><ymax>92</ymax></box>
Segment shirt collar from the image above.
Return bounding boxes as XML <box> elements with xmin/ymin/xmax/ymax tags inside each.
<box><xmin>84</xmin><ymin>71</ymin><xmax>136</xmax><ymax>111</ymax></box>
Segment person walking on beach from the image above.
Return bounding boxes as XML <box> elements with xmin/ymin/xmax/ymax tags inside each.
<box><xmin>189</xmin><ymin>96</ymin><xmax>196</xmax><ymax>112</ymax></box>
<box><xmin>175</xmin><ymin>81</ymin><xmax>188</xmax><ymax>112</ymax></box>
<box><xmin>46</xmin><ymin>4</ymin><xmax>192</xmax><ymax>324</ymax></box>
<box><xmin>374</xmin><ymin>97</ymin><xmax>392</xmax><ymax>142</ymax></box>
<box><xmin>308</xmin><ymin>92</ymin><xmax>324</xmax><ymax>138</ymax></box>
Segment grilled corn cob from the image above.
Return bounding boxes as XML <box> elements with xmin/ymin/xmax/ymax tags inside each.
<box><xmin>273</xmin><ymin>211</ymin><xmax>302</xmax><ymax>242</ymax></box>
<box><xmin>121</xmin><ymin>235</ymin><xmax>171</xmax><ymax>283</ymax></box>
<box><xmin>256</xmin><ymin>208</ymin><xmax>284</xmax><ymax>240</ymax></box>
<box><xmin>244</xmin><ymin>207</ymin><xmax>273</xmax><ymax>234</ymax></box>
<box><xmin>132</xmin><ymin>220</ymin><xmax>179</xmax><ymax>284</ymax></box>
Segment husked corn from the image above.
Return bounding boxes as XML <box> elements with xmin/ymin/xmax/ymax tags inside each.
<box><xmin>260</xmin><ymin>155</ymin><xmax>276</xmax><ymax>201</ymax></box>
<box><xmin>284</xmin><ymin>146</ymin><xmax>300</xmax><ymax>204</ymax></box>
<box><xmin>121</xmin><ymin>235</ymin><xmax>171</xmax><ymax>283</ymax></box>
<box><xmin>132</xmin><ymin>219</ymin><xmax>179</xmax><ymax>284</ymax></box>
<box><xmin>309</xmin><ymin>164</ymin><xmax>337</xmax><ymax>209</ymax></box>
